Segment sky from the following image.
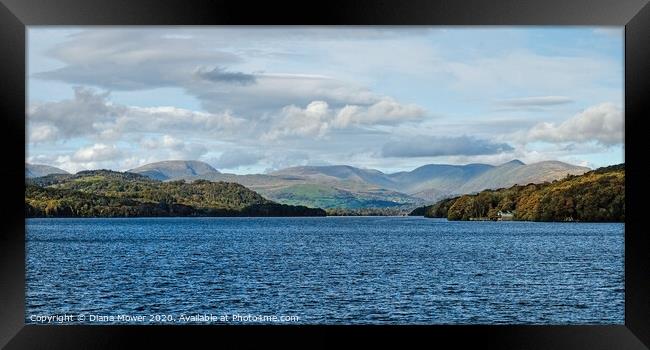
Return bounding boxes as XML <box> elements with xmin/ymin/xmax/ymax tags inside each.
<box><xmin>26</xmin><ymin>26</ymin><xmax>624</xmax><ymax>174</ymax></box>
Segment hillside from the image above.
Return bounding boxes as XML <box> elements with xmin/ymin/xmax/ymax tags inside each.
<box><xmin>267</xmin><ymin>163</ymin><xmax>492</xmax><ymax>203</ymax></box>
<box><xmin>387</xmin><ymin>163</ymin><xmax>493</xmax><ymax>196</ymax></box>
<box><xmin>457</xmin><ymin>160</ymin><xmax>590</xmax><ymax>194</ymax></box>
<box><xmin>177</xmin><ymin>171</ymin><xmax>422</xmax><ymax>209</ymax></box>
<box><xmin>85</xmin><ymin>159</ymin><xmax>591</xmax><ymax>210</ymax></box>
<box><xmin>25</xmin><ymin>163</ymin><xmax>69</xmax><ymax>178</ymax></box>
<box><xmin>128</xmin><ymin>160</ymin><xmax>220</xmax><ymax>181</ymax></box>
<box><xmin>411</xmin><ymin>164</ymin><xmax>624</xmax><ymax>222</ymax></box>
<box><xmin>262</xmin><ymin>183</ymin><xmax>416</xmax><ymax>209</ymax></box>
<box><xmin>25</xmin><ymin>170</ymin><xmax>325</xmax><ymax>217</ymax></box>
<box><xmin>260</xmin><ymin>161</ymin><xmax>588</xmax><ymax>203</ymax></box>
<box><xmin>270</xmin><ymin>165</ymin><xmax>398</xmax><ymax>189</ymax></box>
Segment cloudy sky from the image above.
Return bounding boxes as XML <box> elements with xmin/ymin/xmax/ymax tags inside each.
<box><xmin>27</xmin><ymin>26</ymin><xmax>624</xmax><ymax>174</ymax></box>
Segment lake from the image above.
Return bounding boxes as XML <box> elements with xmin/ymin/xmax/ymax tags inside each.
<box><xmin>25</xmin><ymin>217</ymin><xmax>624</xmax><ymax>324</ymax></box>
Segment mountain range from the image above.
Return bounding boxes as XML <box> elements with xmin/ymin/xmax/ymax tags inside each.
<box><xmin>26</xmin><ymin>159</ymin><xmax>590</xmax><ymax>209</ymax></box>
<box><xmin>25</xmin><ymin>164</ymin><xmax>69</xmax><ymax>178</ymax></box>
<box><xmin>128</xmin><ymin>160</ymin><xmax>220</xmax><ymax>180</ymax></box>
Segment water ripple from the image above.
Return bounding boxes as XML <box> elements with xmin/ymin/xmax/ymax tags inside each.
<box><xmin>26</xmin><ymin>217</ymin><xmax>624</xmax><ymax>324</ymax></box>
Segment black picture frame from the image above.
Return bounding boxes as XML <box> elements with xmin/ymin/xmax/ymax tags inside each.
<box><xmin>1</xmin><ymin>0</ymin><xmax>649</xmax><ymax>348</ymax></box>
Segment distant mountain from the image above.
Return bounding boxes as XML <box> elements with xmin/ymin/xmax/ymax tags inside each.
<box><xmin>261</xmin><ymin>183</ymin><xmax>418</xmax><ymax>209</ymax></box>
<box><xmin>409</xmin><ymin>188</ymin><xmax>451</xmax><ymax>203</ymax></box>
<box><xmin>274</xmin><ymin>161</ymin><xmax>587</xmax><ymax>195</ymax></box>
<box><xmin>176</xmin><ymin>171</ymin><xmax>421</xmax><ymax>209</ymax></box>
<box><xmin>270</xmin><ymin>165</ymin><xmax>398</xmax><ymax>189</ymax></box>
<box><xmin>128</xmin><ymin>160</ymin><xmax>219</xmax><ymax>181</ymax></box>
<box><xmin>267</xmin><ymin>163</ymin><xmax>494</xmax><ymax>199</ymax></box>
<box><xmin>129</xmin><ymin>159</ymin><xmax>590</xmax><ymax>210</ymax></box>
<box><xmin>457</xmin><ymin>160</ymin><xmax>589</xmax><ymax>194</ymax></box>
<box><xmin>386</xmin><ymin>163</ymin><xmax>494</xmax><ymax>195</ymax></box>
<box><xmin>25</xmin><ymin>170</ymin><xmax>325</xmax><ymax>217</ymax></box>
<box><xmin>25</xmin><ymin>163</ymin><xmax>69</xmax><ymax>178</ymax></box>
<box><xmin>261</xmin><ymin>160</ymin><xmax>589</xmax><ymax>206</ymax></box>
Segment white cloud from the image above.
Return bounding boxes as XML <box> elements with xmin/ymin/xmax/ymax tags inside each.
<box><xmin>27</xmin><ymin>87</ymin><xmax>427</xmax><ymax>174</ymax></box>
<box><xmin>28</xmin><ymin>123</ymin><xmax>60</xmax><ymax>143</ymax></box>
<box><xmin>528</xmin><ymin>103</ymin><xmax>623</xmax><ymax>145</ymax></box>
<box><xmin>333</xmin><ymin>98</ymin><xmax>425</xmax><ymax>128</ymax></box>
<box><xmin>72</xmin><ymin>143</ymin><xmax>122</xmax><ymax>162</ymax></box>
<box><xmin>498</xmin><ymin>96</ymin><xmax>574</xmax><ymax>107</ymax></box>
<box><xmin>34</xmin><ymin>29</ymin><xmax>242</xmax><ymax>90</ymax></box>
<box><xmin>139</xmin><ymin>135</ymin><xmax>208</xmax><ymax>160</ymax></box>
<box><xmin>31</xmin><ymin>28</ymin><xmax>430</xmax><ymax>120</ymax></box>
<box><xmin>264</xmin><ymin>101</ymin><xmax>332</xmax><ymax>140</ymax></box>
<box><xmin>190</xmin><ymin>73</ymin><xmax>381</xmax><ymax>116</ymax></box>
<box><xmin>264</xmin><ymin>98</ymin><xmax>426</xmax><ymax>140</ymax></box>
<box><xmin>34</xmin><ymin>144</ymin><xmax>126</xmax><ymax>173</ymax></box>
<box><xmin>28</xmin><ymin>88</ymin><xmax>246</xmax><ymax>144</ymax></box>
<box><xmin>27</xmin><ymin>28</ymin><xmax>624</xmax><ymax>172</ymax></box>
<box><xmin>121</xmin><ymin>106</ymin><xmax>244</xmax><ymax>137</ymax></box>
<box><xmin>28</xmin><ymin>87</ymin><xmax>119</xmax><ymax>142</ymax></box>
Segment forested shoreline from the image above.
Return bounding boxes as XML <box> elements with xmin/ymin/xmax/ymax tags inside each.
<box><xmin>26</xmin><ymin>164</ymin><xmax>624</xmax><ymax>221</ymax></box>
<box><xmin>410</xmin><ymin>164</ymin><xmax>624</xmax><ymax>222</ymax></box>
<box><xmin>25</xmin><ymin>170</ymin><xmax>326</xmax><ymax>218</ymax></box>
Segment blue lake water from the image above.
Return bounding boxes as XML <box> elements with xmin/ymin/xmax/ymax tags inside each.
<box><xmin>25</xmin><ymin>217</ymin><xmax>624</xmax><ymax>325</ymax></box>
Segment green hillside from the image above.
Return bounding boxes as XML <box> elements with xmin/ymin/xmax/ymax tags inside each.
<box><xmin>262</xmin><ymin>183</ymin><xmax>414</xmax><ymax>209</ymax></box>
<box><xmin>25</xmin><ymin>170</ymin><xmax>325</xmax><ymax>217</ymax></box>
<box><xmin>132</xmin><ymin>159</ymin><xmax>589</xmax><ymax>209</ymax></box>
<box><xmin>411</xmin><ymin>164</ymin><xmax>624</xmax><ymax>222</ymax></box>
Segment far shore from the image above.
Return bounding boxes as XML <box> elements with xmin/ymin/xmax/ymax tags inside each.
<box><xmin>25</xmin><ymin>215</ymin><xmax>624</xmax><ymax>223</ymax></box>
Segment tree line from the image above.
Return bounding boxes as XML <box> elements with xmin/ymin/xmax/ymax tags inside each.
<box><xmin>26</xmin><ymin>170</ymin><xmax>326</xmax><ymax>217</ymax></box>
<box><xmin>410</xmin><ymin>164</ymin><xmax>624</xmax><ymax>222</ymax></box>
